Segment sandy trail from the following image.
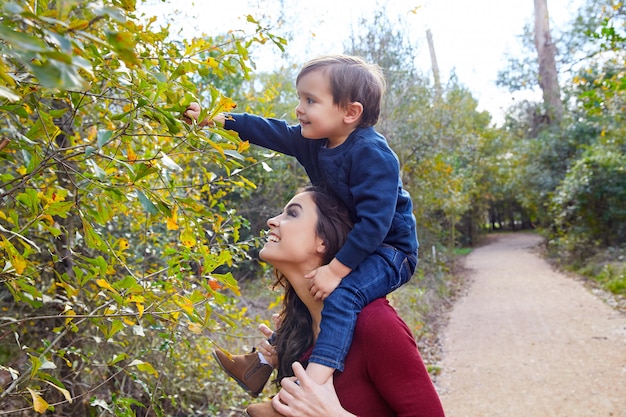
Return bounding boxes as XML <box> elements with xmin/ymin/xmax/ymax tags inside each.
<box><xmin>436</xmin><ymin>233</ymin><xmax>626</xmax><ymax>417</ymax></box>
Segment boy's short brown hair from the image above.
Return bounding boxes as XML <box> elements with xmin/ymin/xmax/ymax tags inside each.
<box><xmin>297</xmin><ymin>54</ymin><xmax>386</xmax><ymax>128</ymax></box>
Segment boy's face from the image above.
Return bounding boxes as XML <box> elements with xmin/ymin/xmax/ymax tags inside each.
<box><xmin>295</xmin><ymin>70</ymin><xmax>350</xmax><ymax>147</ymax></box>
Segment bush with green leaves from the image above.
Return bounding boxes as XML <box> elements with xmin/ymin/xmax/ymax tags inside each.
<box><xmin>0</xmin><ymin>0</ymin><xmax>286</xmax><ymax>415</ymax></box>
<box><xmin>550</xmin><ymin>144</ymin><xmax>626</xmax><ymax>249</ymax></box>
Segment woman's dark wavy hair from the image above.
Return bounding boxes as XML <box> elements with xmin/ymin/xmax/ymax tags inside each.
<box><xmin>271</xmin><ymin>185</ymin><xmax>353</xmax><ymax>384</ymax></box>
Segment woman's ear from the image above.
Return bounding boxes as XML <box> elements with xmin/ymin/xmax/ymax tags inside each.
<box><xmin>316</xmin><ymin>240</ymin><xmax>326</xmax><ymax>255</ymax></box>
<box><xmin>344</xmin><ymin>102</ymin><xmax>363</xmax><ymax>124</ymax></box>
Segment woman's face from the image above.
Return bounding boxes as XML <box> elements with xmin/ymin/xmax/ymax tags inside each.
<box><xmin>259</xmin><ymin>191</ymin><xmax>325</xmax><ymax>271</ymax></box>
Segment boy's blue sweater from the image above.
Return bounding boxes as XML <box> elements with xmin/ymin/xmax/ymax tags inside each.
<box><xmin>224</xmin><ymin>113</ymin><xmax>418</xmax><ymax>270</ymax></box>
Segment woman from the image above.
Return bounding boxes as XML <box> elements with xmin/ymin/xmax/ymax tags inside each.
<box><xmin>246</xmin><ymin>186</ymin><xmax>445</xmax><ymax>417</ymax></box>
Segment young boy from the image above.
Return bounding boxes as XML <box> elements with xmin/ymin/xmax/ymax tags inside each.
<box><xmin>185</xmin><ymin>54</ymin><xmax>418</xmax><ymax>395</ymax></box>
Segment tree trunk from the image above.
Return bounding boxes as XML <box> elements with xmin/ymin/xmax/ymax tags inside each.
<box><xmin>426</xmin><ymin>29</ymin><xmax>442</xmax><ymax>100</ymax></box>
<box><xmin>534</xmin><ymin>0</ymin><xmax>563</xmax><ymax>124</ymax></box>
<box><xmin>51</xmin><ymin>99</ymin><xmax>79</xmax><ymax>279</ymax></box>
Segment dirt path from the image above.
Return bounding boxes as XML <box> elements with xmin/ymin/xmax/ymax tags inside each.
<box><xmin>436</xmin><ymin>233</ymin><xmax>626</xmax><ymax>417</ymax></box>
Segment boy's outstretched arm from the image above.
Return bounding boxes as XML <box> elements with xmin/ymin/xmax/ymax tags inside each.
<box><xmin>305</xmin><ymin>258</ymin><xmax>351</xmax><ymax>301</ymax></box>
<box><xmin>183</xmin><ymin>102</ymin><xmax>226</xmax><ymax>127</ymax></box>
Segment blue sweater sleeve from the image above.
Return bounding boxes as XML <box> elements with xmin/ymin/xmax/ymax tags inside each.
<box><xmin>223</xmin><ymin>113</ymin><xmax>301</xmax><ymax>155</ymax></box>
<box><xmin>223</xmin><ymin>113</ymin><xmax>327</xmax><ymax>183</ymax></box>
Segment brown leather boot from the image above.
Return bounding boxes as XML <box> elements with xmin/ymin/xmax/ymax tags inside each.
<box><xmin>213</xmin><ymin>349</ymin><xmax>273</xmax><ymax>397</ymax></box>
<box><xmin>245</xmin><ymin>401</ymin><xmax>285</xmax><ymax>417</ymax></box>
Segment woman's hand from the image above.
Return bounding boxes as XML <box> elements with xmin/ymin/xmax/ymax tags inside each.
<box><xmin>272</xmin><ymin>362</ymin><xmax>356</xmax><ymax>417</ymax></box>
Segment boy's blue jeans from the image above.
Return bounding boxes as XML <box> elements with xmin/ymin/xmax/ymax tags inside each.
<box><xmin>308</xmin><ymin>244</ymin><xmax>418</xmax><ymax>372</ymax></box>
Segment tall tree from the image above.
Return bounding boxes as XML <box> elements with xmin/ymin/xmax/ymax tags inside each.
<box><xmin>534</xmin><ymin>0</ymin><xmax>564</xmax><ymax>123</ymax></box>
<box><xmin>426</xmin><ymin>29</ymin><xmax>442</xmax><ymax>100</ymax></box>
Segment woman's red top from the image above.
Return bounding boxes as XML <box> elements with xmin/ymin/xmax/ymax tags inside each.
<box><xmin>301</xmin><ymin>298</ymin><xmax>446</xmax><ymax>417</ymax></box>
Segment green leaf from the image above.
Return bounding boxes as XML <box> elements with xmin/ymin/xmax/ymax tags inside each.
<box><xmin>87</xmin><ymin>159</ymin><xmax>106</xmax><ymax>181</ymax></box>
<box><xmin>224</xmin><ymin>150</ymin><xmax>245</xmax><ymax>161</ymax></box>
<box><xmin>0</xmin><ymin>23</ymin><xmax>48</xmax><ymax>52</ymax></box>
<box><xmin>16</xmin><ymin>189</ymin><xmax>40</xmax><ymax>212</ymax></box>
<box><xmin>107</xmin><ymin>320</ymin><xmax>125</xmax><ymax>338</ymax></box>
<box><xmin>155</xmin><ymin>199</ymin><xmax>172</xmax><ymax>217</ymax></box>
<box><xmin>96</xmin><ymin>130</ymin><xmax>113</xmax><ymax>149</ymax></box>
<box><xmin>109</xmin><ymin>353</ymin><xmax>129</xmax><ymax>366</ymax></box>
<box><xmin>81</xmin><ymin>218</ymin><xmax>107</xmax><ymax>251</ymax></box>
<box><xmin>29</xmin><ymin>355</ymin><xmax>42</xmax><ymax>377</ymax></box>
<box><xmin>0</xmin><ymin>104</ymin><xmax>28</xmax><ymax>118</ymax></box>
<box><xmin>154</xmin><ymin>108</ymin><xmax>181</xmax><ymax>134</ymax></box>
<box><xmin>92</xmin><ymin>198</ymin><xmax>112</xmax><ymax>224</ymax></box>
<box><xmin>112</xmin><ymin>275</ymin><xmax>136</xmax><ymax>291</ymax></box>
<box><xmin>133</xmin><ymin>163</ymin><xmax>159</xmax><ymax>182</ymax></box>
<box><xmin>135</xmin><ymin>190</ymin><xmax>158</xmax><ymax>215</ymax></box>
<box><xmin>45</xmin><ymin>201</ymin><xmax>74</xmax><ymax>218</ymax></box>
<box><xmin>26</xmin><ymin>115</ymin><xmax>60</xmax><ymax>142</ymax></box>
<box><xmin>105</xmin><ymin>30</ymin><xmax>139</xmax><ymax>65</ymax></box>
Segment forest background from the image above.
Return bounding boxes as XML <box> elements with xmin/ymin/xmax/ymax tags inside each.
<box><xmin>0</xmin><ymin>0</ymin><xmax>624</xmax><ymax>416</ymax></box>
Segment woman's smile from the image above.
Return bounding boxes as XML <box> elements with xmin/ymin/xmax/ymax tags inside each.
<box><xmin>266</xmin><ymin>233</ymin><xmax>280</xmax><ymax>243</ymax></box>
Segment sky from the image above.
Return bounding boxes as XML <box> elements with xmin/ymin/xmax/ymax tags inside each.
<box><xmin>141</xmin><ymin>0</ymin><xmax>585</xmax><ymax>125</ymax></box>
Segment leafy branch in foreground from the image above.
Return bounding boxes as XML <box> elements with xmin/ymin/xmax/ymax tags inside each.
<box><xmin>0</xmin><ymin>0</ymin><xmax>286</xmax><ymax>415</ymax></box>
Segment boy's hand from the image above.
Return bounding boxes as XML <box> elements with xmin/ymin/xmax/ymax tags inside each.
<box><xmin>305</xmin><ymin>259</ymin><xmax>351</xmax><ymax>301</ymax></box>
<box><xmin>182</xmin><ymin>102</ymin><xmax>203</xmax><ymax>125</ymax></box>
<box><xmin>183</xmin><ymin>102</ymin><xmax>225</xmax><ymax>127</ymax></box>
<box><xmin>257</xmin><ymin>323</ymin><xmax>278</xmax><ymax>368</ymax></box>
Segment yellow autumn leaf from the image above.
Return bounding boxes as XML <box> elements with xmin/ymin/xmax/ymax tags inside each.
<box><xmin>207</xmin><ymin>57</ymin><xmax>218</xmax><ymax>68</ymax></box>
<box><xmin>166</xmin><ymin>216</ymin><xmax>179</xmax><ymax>230</ymax></box>
<box><xmin>39</xmin><ymin>214</ymin><xmax>54</xmax><ymax>226</ymax></box>
<box><xmin>64</xmin><ymin>309</ymin><xmax>75</xmax><ymax>326</ymax></box>
<box><xmin>180</xmin><ymin>229</ymin><xmax>196</xmax><ymax>248</ymax></box>
<box><xmin>129</xmin><ymin>360</ymin><xmax>159</xmax><ymax>377</ymax></box>
<box><xmin>173</xmin><ymin>295</ymin><xmax>195</xmax><ymax>316</ymax></box>
<box><xmin>188</xmin><ymin>322</ymin><xmax>202</xmax><ymax>334</ymax></box>
<box><xmin>87</xmin><ymin>125</ymin><xmax>97</xmax><ymax>142</ymax></box>
<box><xmin>12</xmin><ymin>254</ymin><xmax>26</xmax><ymax>274</ymax></box>
<box><xmin>118</xmin><ymin>238</ymin><xmax>129</xmax><ymax>251</ymax></box>
<box><xmin>2</xmin><ymin>235</ymin><xmax>27</xmax><ymax>274</ymax></box>
<box><xmin>95</xmin><ymin>278</ymin><xmax>118</xmax><ymax>294</ymax></box>
<box><xmin>127</xmin><ymin>143</ymin><xmax>137</xmax><ymax>163</ymax></box>
<box><xmin>216</xmin><ymin>95</ymin><xmax>237</xmax><ymax>113</ymax></box>
<box><xmin>27</xmin><ymin>387</ymin><xmax>49</xmax><ymax>413</ymax></box>
<box><xmin>166</xmin><ymin>207</ymin><xmax>178</xmax><ymax>230</ymax></box>
<box><xmin>238</xmin><ymin>140</ymin><xmax>250</xmax><ymax>153</ymax></box>
<box><xmin>129</xmin><ymin>295</ymin><xmax>145</xmax><ymax>303</ymax></box>
<box><xmin>42</xmin><ymin>380</ymin><xmax>73</xmax><ymax>404</ymax></box>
